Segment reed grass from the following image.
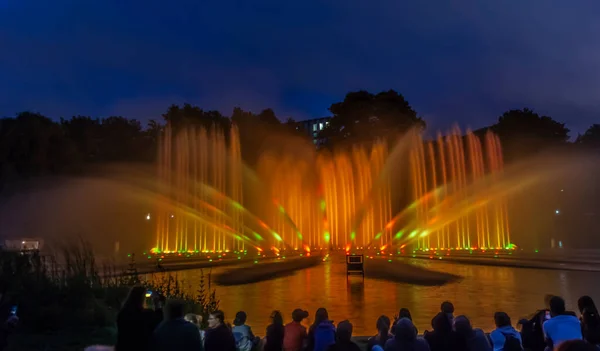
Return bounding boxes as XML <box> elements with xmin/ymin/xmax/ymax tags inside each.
<box><xmin>0</xmin><ymin>239</ymin><xmax>219</xmax><ymax>349</ymax></box>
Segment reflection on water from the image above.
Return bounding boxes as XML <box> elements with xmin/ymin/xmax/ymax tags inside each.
<box><xmin>153</xmin><ymin>256</ymin><xmax>600</xmax><ymax>335</ymax></box>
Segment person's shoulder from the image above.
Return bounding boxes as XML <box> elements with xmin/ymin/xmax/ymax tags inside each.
<box><xmin>489</xmin><ymin>329</ymin><xmax>502</xmax><ymax>339</ymax></box>
<box><xmin>415</xmin><ymin>338</ymin><xmax>430</xmax><ymax>350</ymax></box>
<box><xmin>473</xmin><ymin>328</ymin><xmax>486</xmax><ymax>337</ymax></box>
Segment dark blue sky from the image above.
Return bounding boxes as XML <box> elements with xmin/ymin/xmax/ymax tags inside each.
<box><xmin>1</xmin><ymin>0</ymin><xmax>599</xmax><ymax>135</ymax></box>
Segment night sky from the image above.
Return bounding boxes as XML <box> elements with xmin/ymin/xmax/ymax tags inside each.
<box><xmin>1</xmin><ymin>1</ymin><xmax>599</xmax><ymax>134</ymax></box>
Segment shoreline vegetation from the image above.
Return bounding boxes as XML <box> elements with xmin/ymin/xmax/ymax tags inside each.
<box><xmin>0</xmin><ymin>241</ymin><xmax>220</xmax><ymax>351</ymax></box>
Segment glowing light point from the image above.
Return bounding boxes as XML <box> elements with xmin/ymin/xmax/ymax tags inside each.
<box><xmin>350</xmin><ymin>232</ymin><xmax>356</xmax><ymax>240</ymax></box>
<box><xmin>278</xmin><ymin>205</ymin><xmax>285</xmax><ymax>213</ymax></box>
<box><xmin>419</xmin><ymin>230</ymin><xmax>429</xmax><ymax>238</ymax></box>
<box><xmin>408</xmin><ymin>230</ymin><xmax>419</xmax><ymax>238</ymax></box>
<box><xmin>232</xmin><ymin>201</ymin><xmax>244</xmax><ymax>210</ymax></box>
<box><xmin>324</xmin><ymin>231</ymin><xmax>331</xmax><ymax>242</ymax></box>
<box><xmin>394</xmin><ymin>231</ymin><xmax>404</xmax><ymax>239</ymax></box>
<box><xmin>320</xmin><ymin>200</ymin><xmax>326</xmax><ymax>212</ymax></box>
<box><xmin>253</xmin><ymin>232</ymin><xmax>264</xmax><ymax>241</ymax></box>
<box><xmin>374</xmin><ymin>232</ymin><xmax>382</xmax><ymax>240</ymax></box>
<box><xmin>555</xmin><ymin>209</ymin><xmax>560</xmax><ymax>214</ymax></box>
<box><xmin>145</xmin><ymin>214</ymin><xmax>151</xmax><ymax>220</ymax></box>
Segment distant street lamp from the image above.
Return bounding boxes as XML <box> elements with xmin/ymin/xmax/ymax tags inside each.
<box><xmin>146</xmin><ymin>213</ymin><xmax>151</xmax><ymax>220</ymax></box>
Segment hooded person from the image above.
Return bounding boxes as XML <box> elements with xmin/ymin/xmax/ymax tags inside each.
<box><xmin>327</xmin><ymin>320</ymin><xmax>360</xmax><ymax>351</ymax></box>
<box><xmin>385</xmin><ymin>318</ymin><xmax>430</xmax><ymax>351</ymax></box>
<box><xmin>424</xmin><ymin>312</ymin><xmax>454</xmax><ymax>351</ymax></box>
<box><xmin>453</xmin><ymin>315</ymin><xmax>492</xmax><ymax>351</ymax></box>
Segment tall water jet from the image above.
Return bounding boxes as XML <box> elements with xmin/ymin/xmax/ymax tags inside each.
<box><xmin>256</xmin><ymin>140</ymin><xmax>393</xmax><ymax>250</ymax></box>
<box><xmin>407</xmin><ymin>127</ymin><xmax>510</xmax><ymax>250</ymax></box>
<box><xmin>152</xmin><ymin>122</ymin><xmax>510</xmax><ymax>253</ymax></box>
<box><xmin>154</xmin><ymin>124</ymin><xmax>245</xmax><ymax>253</ymax></box>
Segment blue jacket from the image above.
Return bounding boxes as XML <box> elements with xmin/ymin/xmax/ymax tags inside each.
<box><xmin>232</xmin><ymin>324</ymin><xmax>255</xmax><ymax>351</ymax></box>
<box><xmin>314</xmin><ymin>321</ymin><xmax>336</xmax><ymax>351</ymax></box>
<box><xmin>543</xmin><ymin>315</ymin><xmax>582</xmax><ymax>347</ymax></box>
<box><xmin>490</xmin><ymin>326</ymin><xmax>522</xmax><ymax>351</ymax></box>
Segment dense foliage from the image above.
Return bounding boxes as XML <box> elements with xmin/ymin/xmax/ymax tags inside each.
<box><xmin>0</xmin><ymin>90</ymin><xmax>597</xmax><ymax>191</ymax></box>
<box><xmin>0</xmin><ymin>241</ymin><xmax>218</xmax><ymax>350</ymax></box>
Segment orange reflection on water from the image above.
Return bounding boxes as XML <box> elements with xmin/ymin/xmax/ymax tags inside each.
<box><xmin>142</xmin><ymin>256</ymin><xmax>600</xmax><ymax>336</ymax></box>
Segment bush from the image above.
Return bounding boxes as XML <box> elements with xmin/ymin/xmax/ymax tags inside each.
<box><xmin>0</xmin><ymin>239</ymin><xmax>219</xmax><ymax>349</ymax></box>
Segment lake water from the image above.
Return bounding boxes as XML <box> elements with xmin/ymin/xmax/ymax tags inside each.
<box><xmin>158</xmin><ymin>256</ymin><xmax>600</xmax><ymax>336</ymax></box>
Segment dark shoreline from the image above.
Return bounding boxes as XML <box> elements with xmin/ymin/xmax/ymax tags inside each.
<box><xmin>214</xmin><ymin>256</ymin><xmax>323</xmax><ymax>285</ymax></box>
<box><xmin>407</xmin><ymin>254</ymin><xmax>600</xmax><ymax>272</ymax></box>
<box><xmin>365</xmin><ymin>258</ymin><xmax>462</xmax><ymax>286</ymax></box>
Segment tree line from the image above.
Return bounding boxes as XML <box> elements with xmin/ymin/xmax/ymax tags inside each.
<box><xmin>0</xmin><ymin>90</ymin><xmax>598</xmax><ymax>189</ymax></box>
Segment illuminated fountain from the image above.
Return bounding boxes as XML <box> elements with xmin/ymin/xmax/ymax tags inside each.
<box><xmin>154</xmin><ymin>125</ymin><xmax>245</xmax><ymax>253</ymax></box>
<box><xmin>402</xmin><ymin>127</ymin><xmax>510</xmax><ymax>250</ymax></box>
<box><xmin>257</xmin><ymin>127</ymin><xmax>511</xmax><ymax>252</ymax></box>
<box><xmin>152</xmin><ymin>123</ymin><xmax>511</xmax><ymax>254</ymax></box>
<box><xmin>257</xmin><ymin>142</ymin><xmax>392</xmax><ymax>250</ymax></box>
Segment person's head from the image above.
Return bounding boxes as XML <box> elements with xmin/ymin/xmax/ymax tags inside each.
<box><xmin>394</xmin><ymin>318</ymin><xmax>417</xmax><ymax>342</ymax></box>
<box><xmin>165</xmin><ymin>300</ymin><xmax>186</xmax><ymax>321</ymax></box>
<box><xmin>578</xmin><ymin>296</ymin><xmax>597</xmax><ymax>315</ymax></box>
<box><xmin>441</xmin><ymin>301</ymin><xmax>454</xmax><ymax>314</ymax></box>
<box><xmin>123</xmin><ymin>286</ymin><xmax>146</xmax><ymax>310</ymax></box>
<box><xmin>399</xmin><ymin>308</ymin><xmax>412</xmax><ymax>321</ymax></box>
<box><xmin>209</xmin><ymin>310</ymin><xmax>225</xmax><ymax>328</ymax></box>
<box><xmin>555</xmin><ymin>340</ymin><xmax>598</xmax><ymax>351</ymax></box>
<box><xmin>376</xmin><ymin>315</ymin><xmax>390</xmax><ymax>337</ymax></box>
<box><xmin>234</xmin><ymin>311</ymin><xmax>247</xmax><ymax>326</ymax></box>
<box><xmin>431</xmin><ymin>312</ymin><xmax>452</xmax><ymax>332</ymax></box>
<box><xmin>550</xmin><ymin>296</ymin><xmax>567</xmax><ymax>317</ymax></box>
<box><xmin>337</xmin><ymin>320</ymin><xmax>353</xmax><ymax>343</ymax></box>
<box><xmin>270</xmin><ymin>310</ymin><xmax>283</xmax><ymax>326</ymax></box>
<box><xmin>292</xmin><ymin>309</ymin><xmax>309</xmax><ymax>323</ymax></box>
<box><xmin>544</xmin><ymin>294</ymin><xmax>555</xmax><ymax>309</ymax></box>
<box><xmin>185</xmin><ymin>313</ymin><xmax>199</xmax><ymax>326</ymax></box>
<box><xmin>313</xmin><ymin>308</ymin><xmax>329</xmax><ymax>326</ymax></box>
<box><xmin>494</xmin><ymin>312</ymin><xmax>512</xmax><ymax>328</ymax></box>
<box><xmin>453</xmin><ymin>315</ymin><xmax>473</xmax><ymax>336</ymax></box>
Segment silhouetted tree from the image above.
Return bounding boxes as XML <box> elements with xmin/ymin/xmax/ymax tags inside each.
<box><xmin>490</xmin><ymin>108</ymin><xmax>570</xmax><ymax>161</ymax></box>
<box><xmin>322</xmin><ymin>90</ymin><xmax>425</xmax><ymax>148</ymax></box>
<box><xmin>61</xmin><ymin>116</ymin><xmax>102</xmax><ymax>162</ymax></box>
<box><xmin>0</xmin><ymin>112</ymin><xmax>77</xmax><ymax>178</ymax></box>
<box><xmin>576</xmin><ymin>124</ymin><xmax>600</xmax><ymax>148</ymax></box>
<box><xmin>161</xmin><ymin>103</ymin><xmax>229</xmax><ymax>133</ymax></box>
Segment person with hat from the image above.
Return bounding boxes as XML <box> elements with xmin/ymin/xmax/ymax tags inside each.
<box><xmin>284</xmin><ymin>309</ymin><xmax>309</xmax><ymax>351</ymax></box>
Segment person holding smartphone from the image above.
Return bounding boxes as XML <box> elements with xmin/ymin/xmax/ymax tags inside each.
<box><xmin>116</xmin><ymin>286</ymin><xmax>164</xmax><ymax>351</ymax></box>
